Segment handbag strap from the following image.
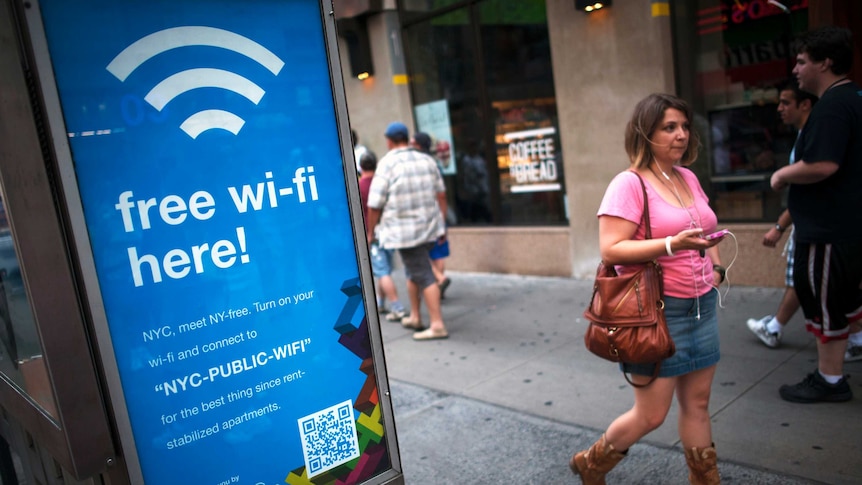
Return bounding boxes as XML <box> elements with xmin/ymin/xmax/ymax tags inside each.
<box><xmin>597</xmin><ymin>171</ymin><xmax>653</xmax><ymax>278</ymax></box>
<box><xmin>624</xmin><ymin>367</ymin><xmax>660</xmax><ymax>388</ymax></box>
<box><xmin>627</xmin><ymin>170</ymin><xmax>652</xmax><ymax>240</ymax></box>
<box><xmin>625</xmin><ymin>170</ymin><xmax>663</xmax><ymax>388</ymax></box>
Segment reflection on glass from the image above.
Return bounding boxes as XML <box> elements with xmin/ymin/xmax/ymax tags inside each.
<box><xmin>670</xmin><ymin>0</ymin><xmax>808</xmax><ymax>222</ymax></box>
<box><xmin>404</xmin><ymin>6</ymin><xmax>488</xmax><ymax>224</ymax></box>
<box><xmin>0</xmin><ymin>188</ymin><xmax>57</xmax><ymax>420</ymax></box>
<box><xmin>404</xmin><ymin>0</ymin><xmax>565</xmax><ymax>225</ymax></box>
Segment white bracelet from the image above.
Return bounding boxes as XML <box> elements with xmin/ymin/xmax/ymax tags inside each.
<box><xmin>665</xmin><ymin>236</ymin><xmax>674</xmax><ymax>256</ymax></box>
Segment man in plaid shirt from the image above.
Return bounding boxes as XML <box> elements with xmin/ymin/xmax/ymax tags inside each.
<box><xmin>366</xmin><ymin>122</ymin><xmax>450</xmax><ymax>340</ymax></box>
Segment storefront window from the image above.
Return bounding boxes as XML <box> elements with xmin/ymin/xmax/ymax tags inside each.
<box><xmin>401</xmin><ymin>0</ymin><xmax>565</xmax><ymax>226</ymax></box>
<box><xmin>672</xmin><ymin>0</ymin><xmax>808</xmax><ymax>222</ymax></box>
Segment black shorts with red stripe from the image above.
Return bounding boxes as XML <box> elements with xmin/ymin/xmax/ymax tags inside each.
<box><xmin>793</xmin><ymin>240</ymin><xmax>862</xmax><ymax>343</ymax></box>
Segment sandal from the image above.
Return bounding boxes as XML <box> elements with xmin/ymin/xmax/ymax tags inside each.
<box><xmin>438</xmin><ymin>278</ymin><xmax>451</xmax><ymax>299</ymax></box>
<box><xmin>401</xmin><ymin>317</ymin><xmax>424</xmax><ymax>330</ymax></box>
<box><xmin>413</xmin><ymin>328</ymin><xmax>449</xmax><ymax>341</ymax></box>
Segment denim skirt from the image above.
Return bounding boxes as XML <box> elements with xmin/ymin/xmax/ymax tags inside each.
<box><xmin>621</xmin><ymin>289</ymin><xmax>720</xmax><ymax>378</ymax></box>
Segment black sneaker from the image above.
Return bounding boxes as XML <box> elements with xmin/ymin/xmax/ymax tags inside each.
<box><xmin>779</xmin><ymin>371</ymin><xmax>852</xmax><ymax>403</ymax></box>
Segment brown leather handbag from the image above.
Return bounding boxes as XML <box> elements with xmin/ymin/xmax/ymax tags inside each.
<box><xmin>583</xmin><ymin>171</ymin><xmax>675</xmax><ymax>387</ymax></box>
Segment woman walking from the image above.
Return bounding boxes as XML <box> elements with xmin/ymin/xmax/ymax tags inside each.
<box><xmin>570</xmin><ymin>93</ymin><xmax>726</xmax><ymax>484</ymax></box>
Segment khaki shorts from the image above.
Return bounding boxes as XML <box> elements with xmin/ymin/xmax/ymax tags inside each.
<box><xmin>398</xmin><ymin>242</ymin><xmax>436</xmax><ymax>289</ymax></box>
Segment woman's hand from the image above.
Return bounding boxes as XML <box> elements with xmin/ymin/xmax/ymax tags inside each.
<box><xmin>712</xmin><ymin>269</ymin><xmax>723</xmax><ymax>287</ymax></box>
<box><xmin>668</xmin><ymin>228</ymin><xmax>722</xmax><ymax>254</ymax></box>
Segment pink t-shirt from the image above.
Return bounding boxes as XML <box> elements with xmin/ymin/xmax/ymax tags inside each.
<box><xmin>597</xmin><ymin>169</ymin><xmax>718</xmax><ymax>298</ymax></box>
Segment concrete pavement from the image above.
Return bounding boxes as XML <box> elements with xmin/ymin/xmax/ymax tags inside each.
<box><xmin>378</xmin><ymin>271</ymin><xmax>861</xmax><ymax>484</ymax></box>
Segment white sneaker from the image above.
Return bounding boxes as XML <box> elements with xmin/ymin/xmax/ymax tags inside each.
<box><xmin>746</xmin><ymin>315</ymin><xmax>781</xmax><ymax>348</ymax></box>
<box><xmin>385</xmin><ymin>309</ymin><xmax>407</xmax><ymax>322</ymax></box>
<box><xmin>845</xmin><ymin>341</ymin><xmax>862</xmax><ymax>362</ymax></box>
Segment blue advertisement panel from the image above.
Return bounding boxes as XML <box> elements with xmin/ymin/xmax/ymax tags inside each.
<box><xmin>36</xmin><ymin>1</ymin><xmax>390</xmax><ymax>483</ymax></box>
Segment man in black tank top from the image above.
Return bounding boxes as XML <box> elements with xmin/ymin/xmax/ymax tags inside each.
<box><xmin>770</xmin><ymin>26</ymin><xmax>862</xmax><ymax>403</ymax></box>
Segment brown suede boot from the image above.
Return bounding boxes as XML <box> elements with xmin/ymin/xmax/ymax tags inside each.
<box><xmin>684</xmin><ymin>444</ymin><xmax>720</xmax><ymax>485</ymax></box>
<box><xmin>569</xmin><ymin>434</ymin><xmax>626</xmax><ymax>485</ymax></box>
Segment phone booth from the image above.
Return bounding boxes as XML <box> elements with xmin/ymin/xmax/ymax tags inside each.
<box><xmin>0</xmin><ymin>1</ymin><xmax>402</xmax><ymax>484</ymax></box>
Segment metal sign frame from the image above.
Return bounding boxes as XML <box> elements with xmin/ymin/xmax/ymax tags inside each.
<box><xmin>11</xmin><ymin>0</ymin><xmax>402</xmax><ymax>483</ymax></box>
<box><xmin>0</xmin><ymin>0</ymin><xmax>118</xmax><ymax>479</ymax></box>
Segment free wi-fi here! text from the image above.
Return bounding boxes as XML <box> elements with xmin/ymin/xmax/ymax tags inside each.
<box><xmin>114</xmin><ymin>167</ymin><xmax>319</xmax><ymax>287</ymax></box>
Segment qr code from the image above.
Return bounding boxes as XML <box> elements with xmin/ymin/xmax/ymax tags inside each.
<box><xmin>298</xmin><ymin>399</ymin><xmax>360</xmax><ymax>477</ymax></box>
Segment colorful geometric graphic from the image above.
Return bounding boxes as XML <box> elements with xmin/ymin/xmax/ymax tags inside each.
<box><xmin>285</xmin><ymin>278</ymin><xmax>389</xmax><ymax>484</ymax></box>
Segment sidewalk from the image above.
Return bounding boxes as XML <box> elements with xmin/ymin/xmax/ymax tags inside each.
<box><xmin>378</xmin><ymin>272</ymin><xmax>861</xmax><ymax>484</ymax></box>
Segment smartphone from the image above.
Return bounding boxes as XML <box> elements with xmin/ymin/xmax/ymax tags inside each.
<box><xmin>704</xmin><ymin>229</ymin><xmax>729</xmax><ymax>241</ymax></box>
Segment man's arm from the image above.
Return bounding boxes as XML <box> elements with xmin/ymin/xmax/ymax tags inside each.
<box><xmin>771</xmin><ymin>159</ymin><xmax>839</xmax><ymax>190</ymax></box>
<box><xmin>366</xmin><ymin>207</ymin><xmax>381</xmax><ymax>244</ymax></box>
<box><xmin>436</xmin><ymin>191</ymin><xmax>448</xmax><ymax>241</ymax></box>
<box><xmin>436</xmin><ymin>191</ymin><xmax>447</xmax><ymax>223</ymax></box>
<box><xmin>763</xmin><ymin>208</ymin><xmax>792</xmax><ymax>248</ymax></box>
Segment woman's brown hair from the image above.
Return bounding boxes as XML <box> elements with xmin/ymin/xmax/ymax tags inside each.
<box><xmin>624</xmin><ymin>93</ymin><xmax>701</xmax><ymax>169</ymax></box>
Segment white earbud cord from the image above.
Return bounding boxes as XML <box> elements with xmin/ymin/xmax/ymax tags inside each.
<box><xmin>652</xmin><ymin>164</ymin><xmax>704</xmax><ymax>320</ymax></box>
<box><xmin>653</xmin><ymin>166</ymin><xmax>740</xmax><ymax>310</ymax></box>
<box><xmin>711</xmin><ymin>232</ymin><xmax>739</xmax><ymax>309</ymax></box>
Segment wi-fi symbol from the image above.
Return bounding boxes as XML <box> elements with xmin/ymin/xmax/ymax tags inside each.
<box><xmin>107</xmin><ymin>26</ymin><xmax>284</xmax><ymax>139</ymax></box>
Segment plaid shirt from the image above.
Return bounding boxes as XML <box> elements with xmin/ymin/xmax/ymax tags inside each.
<box><xmin>367</xmin><ymin>147</ymin><xmax>445</xmax><ymax>249</ymax></box>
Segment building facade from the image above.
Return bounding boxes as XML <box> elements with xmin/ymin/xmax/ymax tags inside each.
<box><xmin>337</xmin><ymin>0</ymin><xmax>861</xmax><ymax>287</ymax></box>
